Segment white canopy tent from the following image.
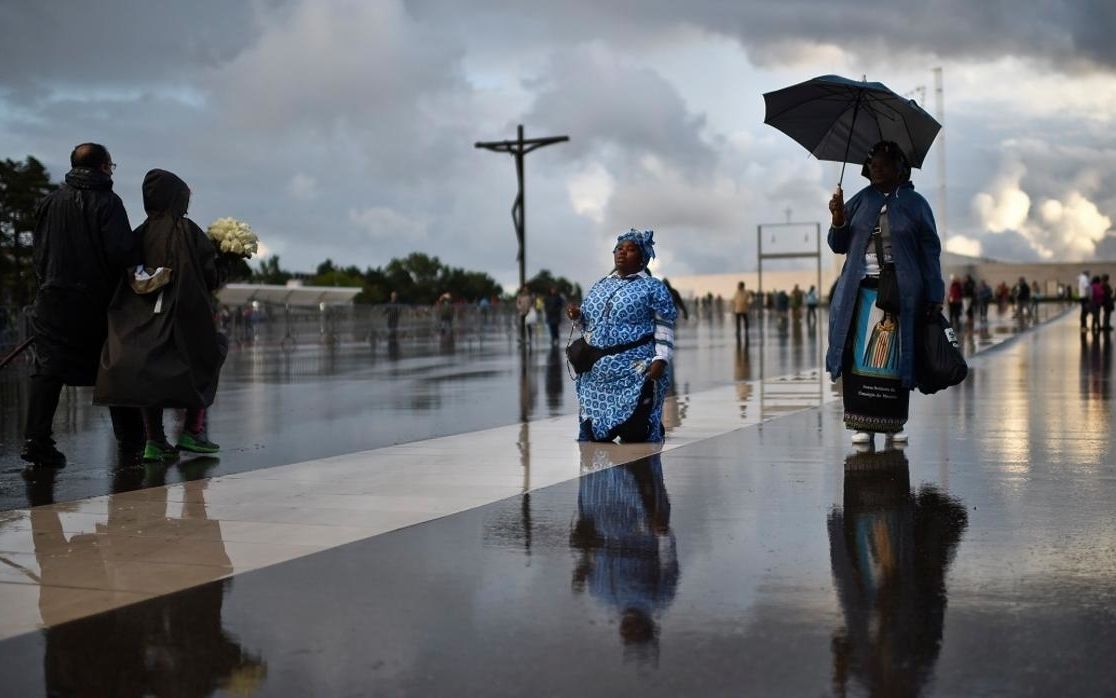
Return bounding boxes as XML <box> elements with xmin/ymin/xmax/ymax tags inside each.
<box><xmin>216</xmin><ymin>283</ymin><xmax>360</xmax><ymax>308</ymax></box>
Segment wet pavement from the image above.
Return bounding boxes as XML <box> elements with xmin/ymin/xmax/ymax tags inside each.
<box><xmin>1</xmin><ymin>305</ymin><xmax>1112</xmax><ymax>695</ymax></box>
<box><xmin>3</xmin><ymin>313</ymin><xmax>822</xmax><ymax>509</ymax></box>
<box><xmin>0</xmin><ymin>305</ymin><xmax>1063</xmax><ymax>510</ymax></box>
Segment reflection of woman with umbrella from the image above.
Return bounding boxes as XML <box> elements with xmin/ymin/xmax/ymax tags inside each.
<box><xmin>569</xmin><ymin>454</ymin><xmax>679</xmax><ymax>663</ymax></box>
<box><xmin>764</xmin><ymin>76</ymin><xmax>946</xmax><ymax>446</ymax></box>
<box><xmin>828</xmin><ymin>451</ymin><xmax>967</xmax><ymax>697</ymax></box>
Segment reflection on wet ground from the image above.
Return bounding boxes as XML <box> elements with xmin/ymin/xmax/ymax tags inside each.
<box><xmin>10</xmin><ymin>473</ymin><xmax>266</xmax><ymax>696</ymax></box>
<box><xmin>1</xmin><ymin>308</ymin><xmax>1112</xmax><ymax>695</ymax></box>
<box><xmin>0</xmin><ymin>306</ymin><xmax>1067</xmax><ymax>510</ymax></box>
<box><xmin>830</xmin><ymin>450</ymin><xmax>968</xmax><ymax>696</ymax></box>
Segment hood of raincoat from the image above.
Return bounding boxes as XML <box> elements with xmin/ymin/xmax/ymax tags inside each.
<box><xmin>142</xmin><ymin>169</ymin><xmax>190</xmax><ymax>217</ymax></box>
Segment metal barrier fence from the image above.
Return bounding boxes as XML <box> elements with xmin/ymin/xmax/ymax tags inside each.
<box><xmin>219</xmin><ymin>302</ymin><xmax>524</xmax><ymax>348</ymax></box>
<box><xmin>1</xmin><ymin>302</ymin><xmax>528</xmax><ymax>354</ymax></box>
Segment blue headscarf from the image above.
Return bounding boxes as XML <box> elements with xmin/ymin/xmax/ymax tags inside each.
<box><xmin>613</xmin><ymin>228</ymin><xmax>656</xmax><ymax>267</ymax></box>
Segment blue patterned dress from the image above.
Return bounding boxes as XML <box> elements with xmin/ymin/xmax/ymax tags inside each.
<box><xmin>576</xmin><ymin>271</ymin><xmax>677</xmax><ymax>441</ymax></box>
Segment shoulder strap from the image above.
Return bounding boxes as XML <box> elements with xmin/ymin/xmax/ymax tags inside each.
<box><xmin>874</xmin><ymin>204</ymin><xmax>891</xmax><ymax>266</ymax></box>
<box><xmin>601</xmin><ymin>332</ymin><xmax>655</xmax><ymax>356</ymax></box>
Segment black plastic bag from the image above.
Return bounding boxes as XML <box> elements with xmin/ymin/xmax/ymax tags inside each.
<box><xmin>915</xmin><ymin>312</ymin><xmax>968</xmax><ymax>394</ymax></box>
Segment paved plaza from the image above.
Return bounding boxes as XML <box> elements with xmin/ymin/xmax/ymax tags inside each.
<box><xmin>1</xmin><ymin>306</ymin><xmax>1112</xmax><ymax>696</ymax></box>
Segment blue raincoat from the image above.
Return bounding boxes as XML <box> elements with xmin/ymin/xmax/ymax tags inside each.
<box><xmin>826</xmin><ymin>181</ymin><xmax>944</xmax><ymax>388</ymax></box>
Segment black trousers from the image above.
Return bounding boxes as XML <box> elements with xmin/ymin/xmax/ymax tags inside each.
<box><xmin>735</xmin><ymin>312</ymin><xmax>749</xmax><ymax>340</ymax></box>
<box><xmin>26</xmin><ymin>374</ymin><xmax>143</xmax><ymax>446</ymax></box>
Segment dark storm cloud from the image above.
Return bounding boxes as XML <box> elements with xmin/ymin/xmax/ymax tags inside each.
<box><xmin>0</xmin><ymin>1</ymin><xmax>288</xmax><ymax>89</ymax></box>
<box><xmin>523</xmin><ymin>48</ymin><xmax>717</xmax><ymax>174</ymax></box>
<box><xmin>3</xmin><ymin>0</ymin><xmax>1113</xmax><ymax>278</ymax></box>
<box><xmin>692</xmin><ymin>0</ymin><xmax>1116</xmax><ymax>72</ymax></box>
<box><xmin>407</xmin><ymin>0</ymin><xmax>1116</xmax><ymax>72</ymax></box>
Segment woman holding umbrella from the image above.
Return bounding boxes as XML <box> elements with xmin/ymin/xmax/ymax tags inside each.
<box><xmin>827</xmin><ymin>141</ymin><xmax>944</xmax><ymax>446</ymax></box>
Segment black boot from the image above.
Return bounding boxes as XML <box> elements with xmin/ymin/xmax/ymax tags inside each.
<box><xmin>20</xmin><ymin>437</ymin><xmax>66</xmax><ymax>468</ymax></box>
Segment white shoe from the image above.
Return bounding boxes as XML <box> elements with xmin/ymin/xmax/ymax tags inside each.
<box><xmin>886</xmin><ymin>431</ymin><xmax>909</xmax><ymax>444</ymax></box>
<box><xmin>851</xmin><ymin>431</ymin><xmax>873</xmax><ymax>444</ymax></box>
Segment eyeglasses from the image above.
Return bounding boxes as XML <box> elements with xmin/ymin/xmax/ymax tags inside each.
<box><xmin>107</xmin><ymin>163</ymin><xmax>117</xmax><ymax>172</ymax></box>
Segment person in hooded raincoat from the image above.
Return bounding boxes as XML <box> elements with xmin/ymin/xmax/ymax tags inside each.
<box><xmin>94</xmin><ymin>169</ymin><xmax>226</xmax><ymax>462</ymax></box>
<box><xmin>21</xmin><ymin>143</ymin><xmax>144</xmax><ymax>469</ymax></box>
<box><xmin>567</xmin><ymin>229</ymin><xmax>677</xmax><ymax>443</ymax></box>
<box><xmin>827</xmin><ymin>141</ymin><xmax>944</xmax><ymax>447</ymax></box>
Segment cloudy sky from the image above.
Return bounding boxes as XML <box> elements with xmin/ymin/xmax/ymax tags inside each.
<box><xmin>3</xmin><ymin>0</ymin><xmax>1115</xmax><ymax>290</ymax></box>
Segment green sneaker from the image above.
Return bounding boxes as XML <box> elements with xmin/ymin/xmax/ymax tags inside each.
<box><xmin>143</xmin><ymin>440</ymin><xmax>180</xmax><ymax>463</ymax></box>
<box><xmin>177</xmin><ymin>431</ymin><xmax>220</xmax><ymax>454</ymax></box>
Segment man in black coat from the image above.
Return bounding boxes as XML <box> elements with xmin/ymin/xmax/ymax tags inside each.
<box><xmin>22</xmin><ymin>143</ymin><xmax>144</xmax><ymax>468</ymax></box>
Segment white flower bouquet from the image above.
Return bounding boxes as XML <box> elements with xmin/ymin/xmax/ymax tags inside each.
<box><xmin>206</xmin><ymin>217</ymin><xmax>259</xmax><ymax>259</ymax></box>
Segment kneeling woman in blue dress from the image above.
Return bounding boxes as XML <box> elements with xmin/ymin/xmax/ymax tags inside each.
<box><xmin>567</xmin><ymin>229</ymin><xmax>677</xmax><ymax>442</ymax></box>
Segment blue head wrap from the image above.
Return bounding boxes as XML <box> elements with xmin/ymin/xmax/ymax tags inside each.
<box><xmin>613</xmin><ymin>228</ymin><xmax>656</xmax><ymax>266</ymax></box>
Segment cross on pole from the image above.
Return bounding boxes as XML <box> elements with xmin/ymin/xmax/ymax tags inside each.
<box><xmin>475</xmin><ymin>124</ymin><xmax>569</xmax><ymax>296</ymax></box>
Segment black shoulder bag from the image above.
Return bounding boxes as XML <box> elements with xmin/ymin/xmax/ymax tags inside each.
<box><xmin>874</xmin><ymin>205</ymin><xmax>901</xmax><ymax>314</ymax></box>
<box><xmin>567</xmin><ymin>332</ymin><xmax>655</xmax><ymax>375</ymax></box>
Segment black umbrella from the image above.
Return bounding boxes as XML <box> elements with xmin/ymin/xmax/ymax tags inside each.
<box><xmin>763</xmin><ymin>74</ymin><xmax>941</xmax><ymax>187</ymax></box>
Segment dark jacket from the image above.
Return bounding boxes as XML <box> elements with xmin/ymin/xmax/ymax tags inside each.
<box><xmin>28</xmin><ymin>168</ymin><xmax>139</xmax><ymax>385</ymax></box>
<box><xmin>830</xmin><ymin>179</ymin><xmax>941</xmax><ymax>386</ymax></box>
<box><xmin>94</xmin><ymin>169</ymin><xmax>226</xmax><ymax>408</ymax></box>
<box><xmin>827</xmin><ymin>181</ymin><xmax>943</xmax><ymax>389</ymax></box>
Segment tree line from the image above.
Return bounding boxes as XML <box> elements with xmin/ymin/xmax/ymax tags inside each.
<box><xmin>248</xmin><ymin>253</ymin><xmax>580</xmax><ymax>305</ymax></box>
<box><xmin>0</xmin><ymin>155</ymin><xmax>579</xmax><ymax>307</ymax></box>
<box><xmin>0</xmin><ymin>157</ymin><xmax>57</xmax><ymax>305</ymax></box>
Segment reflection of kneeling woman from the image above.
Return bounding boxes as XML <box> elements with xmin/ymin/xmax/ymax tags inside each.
<box><xmin>570</xmin><ymin>455</ymin><xmax>679</xmax><ymax>660</ymax></box>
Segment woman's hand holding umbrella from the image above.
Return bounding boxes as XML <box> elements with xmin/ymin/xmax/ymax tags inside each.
<box><xmin>829</xmin><ymin>186</ymin><xmax>846</xmax><ymax>227</ymax></box>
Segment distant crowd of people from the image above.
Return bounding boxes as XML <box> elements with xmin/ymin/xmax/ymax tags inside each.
<box><xmin>945</xmin><ymin>274</ymin><xmax>1040</xmax><ymax>329</ymax></box>
<box><xmin>515</xmin><ymin>286</ymin><xmax>567</xmax><ymax>345</ymax></box>
<box><xmin>1077</xmin><ymin>270</ymin><xmax>1114</xmax><ymax>334</ymax></box>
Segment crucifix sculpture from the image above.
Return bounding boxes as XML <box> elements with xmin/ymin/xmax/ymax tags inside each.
<box><xmin>475</xmin><ymin>124</ymin><xmax>569</xmax><ymax>302</ymax></box>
